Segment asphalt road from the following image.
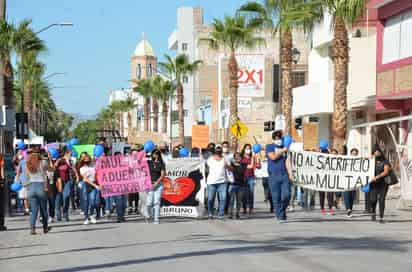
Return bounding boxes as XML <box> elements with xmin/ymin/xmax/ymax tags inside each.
<box><xmin>1</xmin><ymin>193</ymin><xmax>412</xmax><ymax>272</ymax></box>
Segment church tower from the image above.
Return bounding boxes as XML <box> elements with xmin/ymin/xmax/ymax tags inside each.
<box><xmin>131</xmin><ymin>34</ymin><xmax>157</xmax><ymax>87</ymax></box>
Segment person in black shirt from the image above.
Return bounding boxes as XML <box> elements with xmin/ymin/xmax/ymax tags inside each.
<box><xmin>370</xmin><ymin>144</ymin><xmax>391</xmax><ymax>223</ymax></box>
<box><xmin>146</xmin><ymin>149</ymin><xmax>166</xmax><ymax>224</ymax></box>
<box><xmin>226</xmin><ymin>152</ymin><xmax>247</xmax><ymax>219</ymax></box>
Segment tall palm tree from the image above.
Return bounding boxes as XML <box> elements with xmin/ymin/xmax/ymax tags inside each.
<box><xmin>320</xmin><ymin>0</ymin><xmax>365</xmax><ymax>150</ymax></box>
<box><xmin>239</xmin><ymin>0</ymin><xmax>311</xmax><ymax>136</ymax></box>
<box><xmin>133</xmin><ymin>79</ymin><xmax>153</xmax><ymax>132</ymax></box>
<box><xmin>20</xmin><ymin>52</ymin><xmax>45</xmax><ymax>130</ymax></box>
<box><xmin>159</xmin><ymin>54</ymin><xmax>202</xmax><ymax>145</ymax></box>
<box><xmin>120</xmin><ymin>96</ymin><xmax>136</xmax><ymax>136</ymax></box>
<box><xmin>150</xmin><ymin>76</ymin><xmax>162</xmax><ymax>133</ymax></box>
<box><xmin>0</xmin><ymin>20</ymin><xmax>15</xmax><ymax>107</ymax></box>
<box><xmin>200</xmin><ymin>14</ymin><xmax>264</xmax><ymax>147</ymax></box>
<box><xmin>109</xmin><ymin>100</ymin><xmax>126</xmax><ymax>136</ymax></box>
<box><xmin>153</xmin><ymin>77</ymin><xmax>174</xmax><ymax>134</ymax></box>
<box><xmin>97</xmin><ymin>107</ymin><xmax>116</xmax><ymax>130</ymax></box>
<box><xmin>12</xmin><ymin>19</ymin><xmax>46</xmax><ymax>119</ymax></box>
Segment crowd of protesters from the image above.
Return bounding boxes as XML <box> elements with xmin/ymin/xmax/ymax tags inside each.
<box><xmin>0</xmin><ymin>130</ymin><xmax>394</xmax><ymax>234</ymax></box>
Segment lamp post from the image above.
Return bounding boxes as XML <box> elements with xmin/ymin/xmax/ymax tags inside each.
<box><xmin>18</xmin><ymin>22</ymin><xmax>73</xmax><ymax>139</ymax></box>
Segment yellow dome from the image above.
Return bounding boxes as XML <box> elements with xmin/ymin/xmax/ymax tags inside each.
<box><xmin>134</xmin><ymin>39</ymin><xmax>155</xmax><ymax>57</ymax></box>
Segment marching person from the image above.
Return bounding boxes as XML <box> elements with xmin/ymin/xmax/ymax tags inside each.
<box><xmin>318</xmin><ymin>148</ymin><xmax>335</xmax><ymax>215</ymax></box>
<box><xmin>14</xmin><ymin>150</ymin><xmax>29</xmax><ymax>215</ymax></box>
<box><xmin>370</xmin><ymin>144</ymin><xmax>391</xmax><ymax>223</ymax></box>
<box><xmin>80</xmin><ymin>153</ymin><xmax>100</xmax><ymax>225</ymax></box>
<box><xmin>222</xmin><ymin>141</ymin><xmax>233</xmax><ymax>214</ymax></box>
<box><xmin>226</xmin><ymin>152</ymin><xmax>247</xmax><ymax>219</ymax></box>
<box><xmin>344</xmin><ymin>148</ymin><xmax>359</xmax><ymax>217</ymax></box>
<box><xmin>331</xmin><ymin>148</ymin><xmax>343</xmax><ymax>210</ymax></box>
<box><xmin>25</xmin><ymin>150</ymin><xmax>51</xmax><ymax>235</ymax></box>
<box><xmin>146</xmin><ymin>149</ymin><xmax>166</xmax><ymax>224</ymax></box>
<box><xmin>265</xmin><ymin>130</ymin><xmax>294</xmax><ymax>222</ymax></box>
<box><xmin>206</xmin><ymin>145</ymin><xmax>227</xmax><ymax>219</ymax></box>
<box><xmin>241</xmin><ymin>143</ymin><xmax>260</xmax><ymax>215</ymax></box>
<box><xmin>0</xmin><ymin>152</ymin><xmax>6</xmax><ymax>231</ymax></box>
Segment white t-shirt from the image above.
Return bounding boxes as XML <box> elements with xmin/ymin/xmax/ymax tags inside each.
<box><xmin>206</xmin><ymin>156</ymin><xmax>226</xmax><ymax>185</ymax></box>
<box><xmin>80</xmin><ymin>165</ymin><xmax>96</xmax><ymax>184</ymax></box>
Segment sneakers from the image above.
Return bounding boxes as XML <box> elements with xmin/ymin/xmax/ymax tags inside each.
<box><xmin>43</xmin><ymin>226</ymin><xmax>52</xmax><ymax>234</ymax></box>
<box><xmin>90</xmin><ymin>216</ymin><xmax>97</xmax><ymax>224</ymax></box>
<box><xmin>328</xmin><ymin>208</ymin><xmax>335</xmax><ymax>216</ymax></box>
<box><xmin>30</xmin><ymin>228</ymin><xmax>36</xmax><ymax>235</ymax></box>
<box><xmin>347</xmin><ymin>210</ymin><xmax>353</xmax><ymax>218</ymax></box>
<box><xmin>83</xmin><ymin>219</ymin><xmax>90</xmax><ymax>225</ymax></box>
<box><xmin>371</xmin><ymin>214</ymin><xmax>377</xmax><ymax>222</ymax></box>
<box><xmin>320</xmin><ymin>209</ymin><xmax>326</xmax><ymax>215</ymax></box>
<box><xmin>154</xmin><ymin>221</ymin><xmax>160</xmax><ymax>225</ymax></box>
<box><xmin>48</xmin><ymin>217</ymin><xmax>54</xmax><ymax>224</ymax></box>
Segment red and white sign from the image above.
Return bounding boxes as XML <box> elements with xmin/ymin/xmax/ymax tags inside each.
<box><xmin>237</xmin><ymin>54</ymin><xmax>265</xmax><ymax>97</ymax></box>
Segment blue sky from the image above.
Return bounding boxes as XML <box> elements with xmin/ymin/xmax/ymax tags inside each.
<box><xmin>9</xmin><ymin>0</ymin><xmax>245</xmax><ymax>116</ymax></box>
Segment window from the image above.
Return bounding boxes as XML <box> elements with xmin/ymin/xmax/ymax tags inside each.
<box><xmin>137</xmin><ymin>64</ymin><xmax>142</xmax><ymax>80</ymax></box>
<box><xmin>183</xmin><ymin>76</ymin><xmax>189</xmax><ymax>83</ymax></box>
<box><xmin>148</xmin><ymin>63</ymin><xmax>153</xmax><ymax>78</ymax></box>
<box><xmin>182</xmin><ymin>43</ymin><xmax>188</xmax><ymax>51</ymax></box>
<box><xmin>383</xmin><ymin>10</ymin><xmax>412</xmax><ymax>64</ymax></box>
<box><xmin>292</xmin><ymin>71</ymin><xmax>306</xmax><ymax>88</ymax></box>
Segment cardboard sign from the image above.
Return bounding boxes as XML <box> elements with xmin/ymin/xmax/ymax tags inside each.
<box><xmin>72</xmin><ymin>145</ymin><xmax>95</xmax><ymax>158</ymax></box>
<box><xmin>96</xmin><ymin>152</ymin><xmax>152</xmax><ymax>197</ymax></box>
<box><xmin>192</xmin><ymin>125</ymin><xmax>209</xmax><ymax>149</ymax></box>
<box><xmin>289</xmin><ymin>150</ymin><xmax>375</xmax><ymax>192</ymax></box>
<box><xmin>161</xmin><ymin>158</ymin><xmax>203</xmax><ymax>217</ymax></box>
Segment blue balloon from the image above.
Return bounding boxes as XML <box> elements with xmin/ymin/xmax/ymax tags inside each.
<box><xmin>253</xmin><ymin>143</ymin><xmax>262</xmax><ymax>153</ymax></box>
<box><xmin>49</xmin><ymin>148</ymin><xmax>59</xmax><ymax>159</ymax></box>
<box><xmin>70</xmin><ymin>138</ymin><xmax>79</xmax><ymax>146</ymax></box>
<box><xmin>282</xmin><ymin>135</ymin><xmax>293</xmax><ymax>148</ymax></box>
<box><xmin>179</xmin><ymin>147</ymin><xmax>189</xmax><ymax>157</ymax></box>
<box><xmin>17</xmin><ymin>140</ymin><xmax>26</xmax><ymax>150</ymax></box>
<box><xmin>10</xmin><ymin>182</ymin><xmax>22</xmax><ymax>192</ymax></box>
<box><xmin>66</xmin><ymin>142</ymin><xmax>73</xmax><ymax>150</ymax></box>
<box><xmin>71</xmin><ymin>150</ymin><xmax>78</xmax><ymax>158</ymax></box>
<box><xmin>361</xmin><ymin>183</ymin><xmax>370</xmax><ymax>193</ymax></box>
<box><xmin>144</xmin><ymin>140</ymin><xmax>155</xmax><ymax>153</ymax></box>
<box><xmin>319</xmin><ymin>139</ymin><xmax>329</xmax><ymax>151</ymax></box>
<box><xmin>94</xmin><ymin>144</ymin><xmax>105</xmax><ymax>158</ymax></box>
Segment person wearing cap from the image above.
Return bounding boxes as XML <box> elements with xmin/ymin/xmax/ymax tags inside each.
<box><xmin>265</xmin><ymin>130</ymin><xmax>294</xmax><ymax>222</ymax></box>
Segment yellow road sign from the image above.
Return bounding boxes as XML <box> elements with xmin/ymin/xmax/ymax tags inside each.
<box><xmin>230</xmin><ymin>120</ymin><xmax>248</xmax><ymax>139</ymax></box>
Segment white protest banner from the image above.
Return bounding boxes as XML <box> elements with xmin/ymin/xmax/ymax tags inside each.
<box><xmin>289</xmin><ymin>151</ymin><xmax>375</xmax><ymax>192</ymax></box>
<box><xmin>237</xmin><ymin>54</ymin><xmax>265</xmax><ymax>97</ymax></box>
<box><xmin>161</xmin><ymin>158</ymin><xmax>203</xmax><ymax>217</ymax></box>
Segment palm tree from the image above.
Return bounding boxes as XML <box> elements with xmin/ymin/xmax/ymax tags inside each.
<box><xmin>97</xmin><ymin>107</ymin><xmax>116</xmax><ymax>130</ymax></box>
<box><xmin>200</xmin><ymin>14</ymin><xmax>264</xmax><ymax>147</ymax></box>
<box><xmin>152</xmin><ymin>76</ymin><xmax>174</xmax><ymax>134</ymax></box>
<box><xmin>239</xmin><ymin>0</ymin><xmax>312</xmax><ymax>136</ymax></box>
<box><xmin>159</xmin><ymin>54</ymin><xmax>202</xmax><ymax>145</ymax></box>
<box><xmin>120</xmin><ymin>96</ymin><xmax>136</xmax><ymax>136</ymax></box>
<box><xmin>109</xmin><ymin>100</ymin><xmax>126</xmax><ymax>136</ymax></box>
<box><xmin>133</xmin><ymin>79</ymin><xmax>153</xmax><ymax>132</ymax></box>
<box><xmin>320</xmin><ymin>0</ymin><xmax>365</xmax><ymax>150</ymax></box>
<box><xmin>0</xmin><ymin>20</ymin><xmax>15</xmax><ymax>107</ymax></box>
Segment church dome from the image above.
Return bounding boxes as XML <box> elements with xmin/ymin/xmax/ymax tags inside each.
<box><xmin>134</xmin><ymin>39</ymin><xmax>155</xmax><ymax>57</ymax></box>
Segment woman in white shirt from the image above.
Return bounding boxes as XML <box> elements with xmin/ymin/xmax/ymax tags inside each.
<box><xmin>79</xmin><ymin>154</ymin><xmax>100</xmax><ymax>225</ymax></box>
<box><xmin>206</xmin><ymin>146</ymin><xmax>228</xmax><ymax>219</ymax></box>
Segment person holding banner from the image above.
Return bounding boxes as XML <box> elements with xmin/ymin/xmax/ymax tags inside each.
<box><xmin>370</xmin><ymin>145</ymin><xmax>391</xmax><ymax>223</ymax></box>
<box><xmin>344</xmin><ymin>148</ymin><xmax>359</xmax><ymax>217</ymax></box>
<box><xmin>318</xmin><ymin>148</ymin><xmax>335</xmax><ymax>215</ymax></box>
<box><xmin>265</xmin><ymin>130</ymin><xmax>294</xmax><ymax>222</ymax></box>
<box><xmin>146</xmin><ymin>149</ymin><xmax>166</xmax><ymax>224</ymax></box>
<box><xmin>80</xmin><ymin>154</ymin><xmax>100</xmax><ymax>225</ymax></box>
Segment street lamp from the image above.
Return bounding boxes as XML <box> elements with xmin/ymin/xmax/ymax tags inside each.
<box><xmin>43</xmin><ymin>72</ymin><xmax>66</xmax><ymax>80</ymax></box>
<box><xmin>35</xmin><ymin>22</ymin><xmax>74</xmax><ymax>34</ymax></box>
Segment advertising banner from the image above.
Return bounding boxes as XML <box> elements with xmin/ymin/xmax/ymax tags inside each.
<box><xmin>96</xmin><ymin>152</ymin><xmax>152</xmax><ymax>197</ymax></box>
<box><xmin>161</xmin><ymin>158</ymin><xmax>203</xmax><ymax>218</ymax></box>
<box><xmin>237</xmin><ymin>54</ymin><xmax>265</xmax><ymax>97</ymax></box>
<box><xmin>289</xmin><ymin>151</ymin><xmax>375</xmax><ymax>192</ymax></box>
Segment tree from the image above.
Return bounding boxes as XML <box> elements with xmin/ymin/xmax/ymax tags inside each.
<box><xmin>159</xmin><ymin>54</ymin><xmax>202</xmax><ymax>145</ymax></box>
<box><xmin>108</xmin><ymin>100</ymin><xmax>126</xmax><ymax>136</ymax></box>
<box><xmin>200</xmin><ymin>14</ymin><xmax>264</xmax><ymax>148</ymax></box>
<box><xmin>0</xmin><ymin>19</ymin><xmax>15</xmax><ymax>107</ymax></box>
<box><xmin>120</xmin><ymin>96</ymin><xmax>136</xmax><ymax>136</ymax></box>
<box><xmin>133</xmin><ymin>78</ymin><xmax>153</xmax><ymax>132</ymax></box>
<box><xmin>152</xmin><ymin>76</ymin><xmax>174</xmax><ymax>134</ymax></box>
<box><xmin>97</xmin><ymin>107</ymin><xmax>116</xmax><ymax>130</ymax></box>
<box><xmin>239</xmin><ymin>0</ymin><xmax>314</xmax><ymax>136</ymax></box>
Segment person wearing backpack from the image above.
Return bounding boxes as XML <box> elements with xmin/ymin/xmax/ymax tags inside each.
<box><xmin>370</xmin><ymin>144</ymin><xmax>392</xmax><ymax>223</ymax></box>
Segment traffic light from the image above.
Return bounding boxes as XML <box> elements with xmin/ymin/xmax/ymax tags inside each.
<box><xmin>294</xmin><ymin>118</ymin><xmax>302</xmax><ymax>130</ymax></box>
<box><xmin>264</xmin><ymin>121</ymin><xmax>275</xmax><ymax>132</ymax></box>
<box><xmin>16</xmin><ymin>113</ymin><xmax>28</xmax><ymax>139</ymax></box>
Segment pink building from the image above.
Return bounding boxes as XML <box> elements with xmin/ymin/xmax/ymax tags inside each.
<box><xmin>373</xmin><ymin>0</ymin><xmax>412</xmax><ymax>140</ymax></box>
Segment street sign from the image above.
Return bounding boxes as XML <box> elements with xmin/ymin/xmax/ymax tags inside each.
<box><xmin>230</xmin><ymin>120</ymin><xmax>248</xmax><ymax>139</ymax></box>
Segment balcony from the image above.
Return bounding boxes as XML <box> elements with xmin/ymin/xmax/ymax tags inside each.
<box><xmin>168</xmin><ymin>30</ymin><xmax>178</xmax><ymax>50</ymax></box>
<box><xmin>292</xmin><ymin>80</ymin><xmax>334</xmax><ymax>118</ymax></box>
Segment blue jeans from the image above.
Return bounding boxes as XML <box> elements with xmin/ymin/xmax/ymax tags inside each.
<box><xmin>268</xmin><ymin>174</ymin><xmax>291</xmax><ymax>220</ymax></box>
<box><xmin>48</xmin><ymin>193</ymin><xmax>56</xmax><ymax>219</ymax></box>
<box><xmin>28</xmin><ymin>183</ymin><xmax>48</xmax><ymax>228</ymax></box>
<box><xmin>105</xmin><ymin>196</ymin><xmax>114</xmax><ymax>213</ymax></box>
<box><xmin>243</xmin><ymin>177</ymin><xmax>256</xmax><ymax>210</ymax></box>
<box><xmin>78</xmin><ymin>181</ymin><xmax>88</xmax><ymax>213</ymax></box>
<box><xmin>207</xmin><ymin>183</ymin><xmax>227</xmax><ymax>217</ymax></box>
<box><xmin>146</xmin><ymin>184</ymin><xmax>164</xmax><ymax>222</ymax></box>
<box><xmin>55</xmin><ymin>180</ymin><xmax>74</xmax><ymax>220</ymax></box>
<box><xmin>85</xmin><ymin>188</ymin><xmax>101</xmax><ymax>219</ymax></box>
<box><xmin>344</xmin><ymin>191</ymin><xmax>356</xmax><ymax>211</ymax></box>
<box><xmin>114</xmin><ymin>195</ymin><xmax>126</xmax><ymax>221</ymax></box>
<box><xmin>228</xmin><ymin>185</ymin><xmax>245</xmax><ymax>215</ymax></box>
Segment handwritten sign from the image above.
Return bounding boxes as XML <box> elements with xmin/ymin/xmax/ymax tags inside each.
<box><xmin>96</xmin><ymin>152</ymin><xmax>152</xmax><ymax>197</ymax></box>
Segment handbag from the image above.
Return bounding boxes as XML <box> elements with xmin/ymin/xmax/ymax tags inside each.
<box><xmin>385</xmin><ymin>170</ymin><xmax>399</xmax><ymax>186</ymax></box>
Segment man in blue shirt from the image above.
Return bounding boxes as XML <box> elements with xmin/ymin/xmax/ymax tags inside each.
<box><xmin>265</xmin><ymin>130</ymin><xmax>294</xmax><ymax>222</ymax></box>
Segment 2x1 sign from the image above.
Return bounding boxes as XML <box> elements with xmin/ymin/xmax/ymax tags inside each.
<box><xmin>237</xmin><ymin>54</ymin><xmax>265</xmax><ymax>97</ymax></box>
